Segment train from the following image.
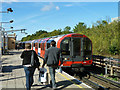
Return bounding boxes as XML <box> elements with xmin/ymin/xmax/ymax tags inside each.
<box><xmin>21</xmin><ymin>33</ymin><xmax>93</xmax><ymax>70</ymax></box>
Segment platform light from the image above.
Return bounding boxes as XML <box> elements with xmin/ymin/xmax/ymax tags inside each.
<box><xmin>10</xmin><ymin>20</ymin><xmax>13</xmax><ymax>23</ymax></box>
<box><xmin>7</xmin><ymin>8</ymin><xmax>13</xmax><ymax>12</ymax></box>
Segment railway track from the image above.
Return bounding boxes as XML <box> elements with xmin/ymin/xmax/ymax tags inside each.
<box><xmin>62</xmin><ymin>68</ymin><xmax>120</xmax><ymax>90</ymax></box>
<box><xmin>90</xmin><ymin>73</ymin><xmax>120</xmax><ymax>89</ymax></box>
<box><xmin>88</xmin><ymin>72</ymin><xmax>120</xmax><ymax>89</ymax></box>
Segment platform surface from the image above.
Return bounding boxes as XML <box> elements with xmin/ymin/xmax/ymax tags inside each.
<box><xmin>0</xmin><ymin>50</ymin><xmax>92</xmax><ymax>90</ymax></box>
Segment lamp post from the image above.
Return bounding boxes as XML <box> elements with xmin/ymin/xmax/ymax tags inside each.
<box><xmin>0</xmin><ymin>20</ymin><xmax>14</xmax><ymax>54</ymax></box>
<box><xmin>0</xmin><ymin>8</ymin><xmax>13</xmax><ymax>13</ymax></box>
<box><xmin>0</xmin><ymin>8</ymin><xmax>13</xmax><ymax>73</ymax></box>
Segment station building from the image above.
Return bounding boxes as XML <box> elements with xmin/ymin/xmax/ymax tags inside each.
<box><xmin>7</xmin><ymin>33</ymin><xmax>16</xmax><ymax>50</ymax></box>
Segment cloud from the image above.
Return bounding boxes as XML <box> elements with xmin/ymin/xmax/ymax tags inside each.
<box><xmin>41</xmin><ymin>3</ymin><xmax>60</xmax><ymax>11</ymax></box>
<box><xmin>56</xmin><ymin>6</ymin><xmax>60</xmax><ymax>10</ymax></box>
<box><xmin>64</xmin><ymin>4</ymin><xmax>73</xmax><ymax>7</ymax></box>
<box><xmin>2</xmin><ymin>0</ymin><xmax>18</xmax><ymax>4</ymax></box>
<box><xmin>41</xmin><ymin>3</ymin><xmax>54</xmax><ymax>11</ymax></box>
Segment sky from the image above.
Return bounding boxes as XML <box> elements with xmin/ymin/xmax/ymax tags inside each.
<box><xmin>1</xmin><ymin>1</ymin><xmax>119</xmax><ymax>40</ymax></box>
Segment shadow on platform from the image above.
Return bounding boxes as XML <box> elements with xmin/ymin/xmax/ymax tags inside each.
<box><xmin>36</xmin><ymin>79</ymin><xmax>82</xmax><ymax>90</ymax></box>
<box><xmin>3</xmin><ymin>50</ymin><xmax>22</xmax><ymax>56</ymax></box>
<box><xmin>0</xmin><ymin>73</ymin><xmax>39</xmax><ymax>82</ymax></box>
<box><xmin>2</xmin><ymin>65</ymin><xmax>23</xmax><ymax>73</ymax></box>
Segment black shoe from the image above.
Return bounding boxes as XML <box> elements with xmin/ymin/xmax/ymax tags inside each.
<box><xmin>50</xmin><ymin>80</ymin><xmax>52</xmax><ymax>87</ymax></box>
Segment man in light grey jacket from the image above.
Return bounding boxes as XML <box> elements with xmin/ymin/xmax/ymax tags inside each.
<box><xmin>42</xmin><ymin>40</ymin><xmax>62</xmax><ymax>89</ymax></box>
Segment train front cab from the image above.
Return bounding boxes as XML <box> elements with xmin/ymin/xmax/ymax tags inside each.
<box><xmin>58</xmin><ymin>34</ymin><xmax>92</xmax><ymax>68</ymax></box>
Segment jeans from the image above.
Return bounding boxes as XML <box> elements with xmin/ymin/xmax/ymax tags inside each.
<box><xmin>49</xmin><ymin>66</ymin><xmax>57</xmax><ymax>88</ymax></box>
<box><xmin>24</xmin><ymin>66</ymin><xmax>36</xmax><ymax>90</ymax></box>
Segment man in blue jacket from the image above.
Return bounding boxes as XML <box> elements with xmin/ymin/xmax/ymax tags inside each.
<box><xmin>42</xmin><ymin>40</ymin><xmax>62</xmax><ymax>89</ymax></box>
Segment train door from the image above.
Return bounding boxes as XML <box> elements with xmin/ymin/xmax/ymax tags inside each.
<box><xmin>71</xmin><ymin>37</ymin><xmax>82</xmax><ymax>61</ymax></box>
<box><xmin>35</xmin><ymin>43</ymin><xmax>38</xmax><ymax>54</ymax></box>
<box><xmin>40</xmin><ymin>42</ymin><xmax>45</xmax><ymax>58</ymax></box>
<box><xmin>38</xmin><ymin>43</ymin><xmax>41</xmax><ymax>56</ymax></box>
<box><xmin>41</xmin><ymin>38</ymin><xmax>50</xmax><ymax>58</ymax></box>
<box><xmin>33</xmin><ymin>43</ymin><xmax>35</xmax><ymax>51</ymax></box>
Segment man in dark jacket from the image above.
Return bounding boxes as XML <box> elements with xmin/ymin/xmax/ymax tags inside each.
<box><xmin>20</xmin><ymin>45</ymin><xmax>40</xmax><ymax>90</ymax></box>
<box><xmin>42</xmin><ymin>40</ymin><xmax>62</xmax><ymax>89</ymax></box>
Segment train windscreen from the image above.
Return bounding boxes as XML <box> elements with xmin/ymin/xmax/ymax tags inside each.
<box><xmin>61</xmin><ymin>38</ymin><xmax>70</xmax><ymax>55</ymax></box>
<box><xmin>83</xmin><ymin>38</ymin><xmax>92</xmax><ymax>56</ymax></box>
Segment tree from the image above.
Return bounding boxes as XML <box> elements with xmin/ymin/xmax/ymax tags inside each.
<box><xmin>64</xmin><ymin>26</ymin><xmax>71</xmax><ymax>32</ymax></box>
<box><xmin>73</xmin><ymin>22</ymin><xmax>87</xmax><ymax>33</ymax></box>
<box><xmin>62</xmin><ymin>26</ymin><xmax>72</xmax><ymax>34</ymax></box>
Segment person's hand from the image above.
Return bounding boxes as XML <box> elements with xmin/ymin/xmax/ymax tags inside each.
<box><xmin>37</xmin><ymin>67</ymin><xmax>40</xmax><ymax>71</ymax></box>
<box><xmin>60</xmin><ymin>64</ymin><xmax>63</xmax><ymax>66</ymax></box>
<box><xmin>42</xmin><ymin>65</ymin><xmax>44</xmax><ymax>68</ymax></box>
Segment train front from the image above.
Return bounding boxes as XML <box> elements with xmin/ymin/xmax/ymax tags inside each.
<box><xmin>57</xmin><ymin>33</ymin><xmax>92</xmax><ymax>68</ymax></box>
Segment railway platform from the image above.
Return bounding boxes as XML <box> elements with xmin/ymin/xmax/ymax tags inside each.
<box><xmin>0</xmin><ymin>50</ymin><xmax>92</xmax><ymax>90</ymax></box>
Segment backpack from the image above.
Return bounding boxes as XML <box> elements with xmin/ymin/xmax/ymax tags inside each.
<box><xmin>31</xmin><ymin>51</ymin><xmax>40</xmax><ymax>68</ymax></box>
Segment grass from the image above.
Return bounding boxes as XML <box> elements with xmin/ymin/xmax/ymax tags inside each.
<box><xmin>99</xmin><ymin>73</ymin><xmax>118</xmax><ymax>81</ymax></box>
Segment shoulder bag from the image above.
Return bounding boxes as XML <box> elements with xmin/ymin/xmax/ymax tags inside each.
<box><xmin>31</xmin><ymin>51</ymin><xmax>40</xmax><ymax>68</ymax></box>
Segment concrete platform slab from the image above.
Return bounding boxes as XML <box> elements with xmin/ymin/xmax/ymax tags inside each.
<box><xmin>0</xmin><ymin>50</ymin><xmax>93</xmax><ymax>90</ymax></box>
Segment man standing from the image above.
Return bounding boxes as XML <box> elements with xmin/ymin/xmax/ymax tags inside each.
<box><xmin>42</xmin><ymin>40</ymin><xmax>62</xmax><ymax>89</ymax></box>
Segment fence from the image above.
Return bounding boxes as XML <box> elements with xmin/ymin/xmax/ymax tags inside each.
<box><xmin>92</xmin><ymin>55</ymin><xmax>120</xmax><ymax>77</ymax></box>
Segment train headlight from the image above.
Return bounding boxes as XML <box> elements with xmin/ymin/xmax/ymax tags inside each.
<box><xmin>64</xmin><ymin>58</ymin><xmax>70</xmax><ymax>60</ymax></box>
<box><xmin>86</xmin><ymin>57</ymin><xmax>88</xmax><ymax>60</ymax></box>
<box><xmin>65</xmin><ymin>58</ymin><xmax>67</xmax><ymax>60</ymax></box>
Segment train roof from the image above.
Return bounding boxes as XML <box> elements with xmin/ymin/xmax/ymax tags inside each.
<box><xmin>21</xmin><ymin>33</ymin><xmax>90</xmax><ymax>44</ymax></box>
<box><xmin>34</xmin><ymin>39</ymin><xmax>41</xmax><ymax>43</ymax></box>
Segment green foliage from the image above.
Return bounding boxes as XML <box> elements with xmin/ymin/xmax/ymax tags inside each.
<box><xmin>73</xmin><ymin>22</ymin><xmax>87</xmax><ymax>33</ymax></box>
<box><xmin>109</xmin><ymin>46</ymin><xmax>119</xmax><ymax>55</ymax></box>
<box><xmin>21</xmin><ymin>27</ymin><xmax>72</xmax><ymax>42</ymax></box>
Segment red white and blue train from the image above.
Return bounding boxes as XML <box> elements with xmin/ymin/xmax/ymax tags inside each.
<box><xmin>21</xmin><ymin>33</ymin><xmax>93</xmax><ymax>69</ymax></box>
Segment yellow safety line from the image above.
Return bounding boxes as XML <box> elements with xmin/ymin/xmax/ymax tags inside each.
<box><xmin>58</xmin><ymin>72</ymin><xmax>85</xmax><ymax>90</ymax></box>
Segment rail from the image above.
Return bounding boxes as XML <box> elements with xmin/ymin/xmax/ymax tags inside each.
<box><xmin>90</xmin><ymin>72</ymin><xmax>120</xmax><ymax>88</ymax></box>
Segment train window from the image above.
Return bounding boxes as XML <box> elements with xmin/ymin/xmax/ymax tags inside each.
<box><xmin>83</xmin><ymin>38</ymin><xmax>92</xmax><ymax>55</ymax></box>
<box><xmin>61</xmin><ymin>38</ymin><xmax>70</xmax><ymax>55</ymax></box>
<box><xmin>39</xmin><ymin>43</ymin><xmax>40</xmax><ymax>48</ymax></box>
<box><xmin>47</xmin><ymin>43</ymin><xmax>50</xmax><ymax>49</ymax></box>
<box><xmin>73</xmin><ymin>38</ymin><xmax>81</xmax><ymax>56</ymax></box>
<box><xmin>42</xmin><ymin>43</ymin><xmax>44</xmax><ymax>50</ymax></box>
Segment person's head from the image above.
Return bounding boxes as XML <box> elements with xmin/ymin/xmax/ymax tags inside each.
<box><xmin>50</xmin><ymin>40</ymin><xmax>56</xmax><ymax>47</ymax></box>
<box><xmin>25</xmin><ymin>44</ymin><xmax>31</xmax><ymax>50</ymax></box>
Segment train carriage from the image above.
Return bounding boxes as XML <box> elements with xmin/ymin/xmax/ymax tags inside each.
<box><xmin>22</xmin><ymin>33</ymin><xmax>92</xmax><ymax>69</ymax></box>
<box><xmin>34</xmin><ymin>39</ymin><xmax>41</xmax><ymax>55</ymax></box>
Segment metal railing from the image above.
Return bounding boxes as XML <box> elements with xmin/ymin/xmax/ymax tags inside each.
<box><xmin>92</xmin><ymin>55</ymin><xmax>120</xmax><ymax>77</ymax></box>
